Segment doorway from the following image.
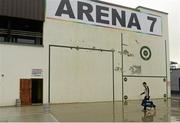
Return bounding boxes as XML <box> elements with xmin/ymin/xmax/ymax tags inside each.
<box><xmin>32</xmin><ymin>79</ymin><xmax>43</xmax><ymax>104</ymax></box>
<box><xmin>20</xmin><ymin>79</ymin><xmax>43</xmax><ymax>105</ymax></box>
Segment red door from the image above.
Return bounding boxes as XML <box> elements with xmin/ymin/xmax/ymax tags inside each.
<box><xmin>20</xmin><ymin>79</ymin><xmax>32</xmax><ymax>105</ymax></box>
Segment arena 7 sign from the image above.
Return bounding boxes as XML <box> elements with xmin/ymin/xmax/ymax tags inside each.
<box><xmin>47</xmin><ymin>0</ymin><xmax>162</xmax><ymax>36</ymax></box>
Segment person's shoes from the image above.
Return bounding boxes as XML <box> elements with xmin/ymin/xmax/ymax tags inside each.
<box><xmin>153</xmin><ymin>105</ymin><xmax>156</xmax><ymax>109</ymax></box>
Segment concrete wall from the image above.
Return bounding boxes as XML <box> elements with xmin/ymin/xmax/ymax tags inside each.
<box><xmin>122</xmin><ymin>30</ymin><xmax>167</xmax><ymax>99</ymax></box>
<box><xmin>137</xmin><ymin>7</ymin><xmax>170</xmax><ymax>97</ymax></box>
<box><xmin>0</xmin><ymin>44</ymin><xmax>46</xmax><ymax>106</ymax></box>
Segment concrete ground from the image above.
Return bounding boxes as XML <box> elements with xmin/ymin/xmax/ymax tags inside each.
<box><xmin>0</xmin><ymin>99</ymin><xmax>179</xmax><ymax>122</ymax></box>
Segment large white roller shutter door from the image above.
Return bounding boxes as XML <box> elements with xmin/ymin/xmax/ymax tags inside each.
<box><xmin>50</xmin><ymin>46</ymin><xmax>113</xmax><ymax>103</ymax></box>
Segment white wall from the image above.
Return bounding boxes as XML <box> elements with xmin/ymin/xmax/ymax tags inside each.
<box><xmin>44</xmin><ymin>6</ymin><xmax>169</xmax><ymax>102</ymax></box>
<box><xmin>124</xmin><ymin>77</ymin><xmax>166</xmax><ymax>100</ymax></box>
<box><xmin>44</xmin><ymin>19</ymin><xmax>123</xmax><ymax>102</ymax></box>
<box><xmin>137</xmin><ymin>7</ymin><xmax>170</xmax><ymax>97</ymax></box>
<box><xmin>0</xmin><ymin>5</ymin><xmax>170</xmax><ymax>106</ymax></box>
<box><xmin>0</xmin><ymin>44</ymin><xmax>46</xmax><ymax>106</ymax></box>
<box><xmin>122</xmin><ymin>30</ymin><xmax>168</xmax><ymax>99</ymax></box>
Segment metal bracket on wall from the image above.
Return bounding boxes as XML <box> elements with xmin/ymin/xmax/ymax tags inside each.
<box><xmin>124</xmin><ymin>77</ymin><xmax>127</xmax><ymax>82</ymax></box>
<box><xmin>124</xmin><ymin>95</ymin><xmax>128</xmax><ymax>105</ymax></box>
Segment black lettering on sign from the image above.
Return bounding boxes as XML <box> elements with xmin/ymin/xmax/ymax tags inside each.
<box><xmin>78</xmin><ymin>1</ymin><xmax>94</xmax><ymax>22</ymax></box>
<box><xmin>55</xmin><ymin>0</ymin><xmax>75</xmax><ymax>18</ymax></box>
<box><xmin>53</xmin><ymin>0</ymin><xmax>161</xmax><ymax>35</ymax></box>
<box><xmin>127</xmin><ymin>13</ymin><xmax>141</xmax><ymax>30</ymax></box>
<box><xmin>96</xmin><ymin>5</ymin><xmax>109</xmax><ymax>24</ymax></box>
<box><xmin>112</xmin><ymin>9</ymin><xmax>126</xmax><ymax>27</ymax></box>
<box><xmin>147</xmin><ymin>16</ymin><xmax>157</xmax><ymax>32</ymax></box>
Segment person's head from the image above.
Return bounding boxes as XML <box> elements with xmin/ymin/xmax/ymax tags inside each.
<box><xmin>143</xmin><ymin>82</ymin><xmax>147</xmax><ymax>87</ymax></box>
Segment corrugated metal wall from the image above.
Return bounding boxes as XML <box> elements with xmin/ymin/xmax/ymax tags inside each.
<box><xmin>0</xmin><ymin>0</ymin><xmax>45</xmax><ymax>21</ymax></box>
<box><xmin>171</xmin><ymin>69</ymin><xmax>180</xmax><ymax>92</ymax></box>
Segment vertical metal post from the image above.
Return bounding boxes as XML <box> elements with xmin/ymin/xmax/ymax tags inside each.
<box><xmin>164</xmin><ymin>40</ymin><xmax>168</xmax><ymax>99</ymax></box>
<box><xmin>164</xmin><ymin>40</ymin><xmax>170</xmax><ymax>121</ymax></box>
<box><xmin>121</xmin><ymin>33</ymin><xmax>125</xmax><ymax>122</ymax></box>
<box><xmin>112</xmin><ymin>50</ymin><xmax>115</xmax><ymax>122</ymax></box>
<box><xmin>48</xmin><ymin>45</ymin><xmax>51</xmax><ymax>103</ymax></box>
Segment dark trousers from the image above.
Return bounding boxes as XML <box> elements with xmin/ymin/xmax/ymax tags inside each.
<box><xmin>141</xmin><ymin>96</ymin><xmax>150</xmax><ymax>110</ymax></box>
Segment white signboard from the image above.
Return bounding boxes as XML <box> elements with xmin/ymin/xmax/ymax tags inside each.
<box><xmin>32</xmin><ymin>69</ymin><xmax>43</xmax><ymax>77</ymax></box>
<box><xmin>47</xmin><ymin>0</ymin><xmax>162</xmax><ymax>35</ymax></box>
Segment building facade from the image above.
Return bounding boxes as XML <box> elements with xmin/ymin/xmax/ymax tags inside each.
<box><xmin>0</xmin><ymin>0</ymin><xmax>170</xmax><ymax>106</ymax></box>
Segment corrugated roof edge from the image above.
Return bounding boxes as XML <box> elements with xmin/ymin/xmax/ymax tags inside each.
<box><xmin>136</xmin><ymin>6</ymin><xmax>168</xmax><ymax>15</ymax></box>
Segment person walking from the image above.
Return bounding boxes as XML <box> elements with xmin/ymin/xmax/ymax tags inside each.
<box><xmin>140</xmin><ymin>82</ymin><xmax>150</xmax><ymax>110</ymax></box>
